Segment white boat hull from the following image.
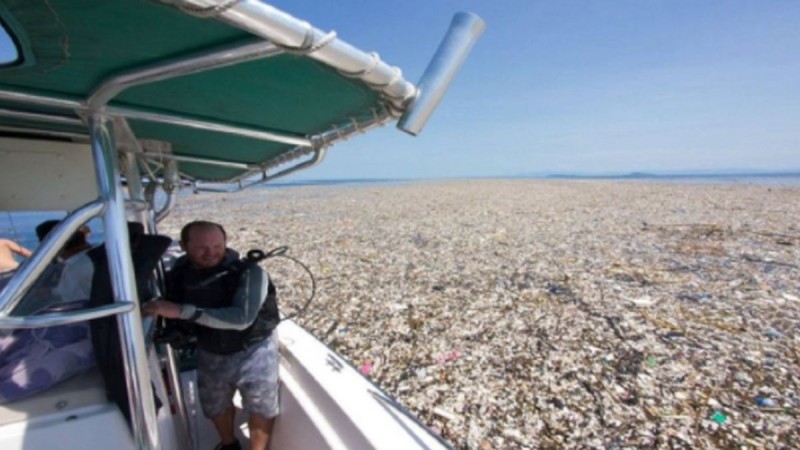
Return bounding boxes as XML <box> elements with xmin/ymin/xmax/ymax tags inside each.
<box><xmin>181</xmin><ymin>319</ymin><xmax>451</xmax><ymax>450</ymax></box>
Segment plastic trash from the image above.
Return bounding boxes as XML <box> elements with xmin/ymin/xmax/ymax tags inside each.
<box><xmin>620</xmin><ymin>391</ymin><xmax>638</xmax><ymax>406</ymax></box>
<box><xmin>764</xmin><ymin>328</ymin><xmax>785</xmax><ymax>339</ymax></box>
<box><xmin>756</xmin><ymin>396</ymin><xmax>777</xmax><ymax>408</ymax></box>
<box><xmin>359</xmin><ymin>362</ymin><xmax>374</xmax><ymax>375</ymax></box>
<box><xmin>434</xmin><ymin>350</ymin><xmax>462</xmax><ymax>364</ymax></box>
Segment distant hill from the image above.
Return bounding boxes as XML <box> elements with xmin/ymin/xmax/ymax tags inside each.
<box><xmin>546</xmin><ymin>171</ymin><xmax>658</xmax><ymax>179</ymax></box>
<box><xmin>544</xmin><ymin>171</ymin><xmax>800</xmax><ymax>180</ymax></box>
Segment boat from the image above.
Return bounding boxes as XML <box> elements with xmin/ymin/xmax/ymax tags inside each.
<box><xmin>0</xmin><ymin>1</ymin><xmax>484</xmax><ymax>449</ymax></box>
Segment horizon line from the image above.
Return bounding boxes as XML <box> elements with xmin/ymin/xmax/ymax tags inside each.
<box><xmin>286</xmin><ymin>170</ymin><xmax>800</xmax><ymax>183</ymax></box>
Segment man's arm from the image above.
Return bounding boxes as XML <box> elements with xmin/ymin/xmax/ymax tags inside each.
<box><xmin>9</xmin><ymin>240</ymin><xmax>33</xmax><ymax>258</ymax></box>
<box><xmin>145</xmin><ymin>264</ymin><xmax>268</xmax><ymax>330</ymax></box>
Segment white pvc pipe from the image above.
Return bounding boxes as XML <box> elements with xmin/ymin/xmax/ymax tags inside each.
<box><xmin>398</xmin><ymin>12</ymin><xmax>486</xmax><ymax>136</ymax></box>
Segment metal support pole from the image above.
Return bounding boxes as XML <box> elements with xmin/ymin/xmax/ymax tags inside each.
<box><xmin>397</xmin><ymin>12</ymin><xmax>485</xmax><ymax>136</ymax></box>
<box><xmin>115</xmin><ymin>119</ymin><xmax>191</xmax><ymax>450</ymax></box>
<box><xmin>123</xmin><ymin>151</ymin><xmax>151</xmax><ymax>231</ymax></box>
<box><xmin>0</xmin><ymin>89</ymin><xmax>312</xmax><ymax>148</ymax></box>
<box><xmin>0</xmin><ymin>107</ymin><xmax>84</xmax><ymax>127</ymax></box>
<box><xmin>153</xmin><ymin>159</ymin><xmax>180</xmax><ymax>223</ymax></box>
<box><xmin>0</xmin><ymin>303</ymin><xmax>135</xmax><ymax>329</ymax></box>
<box><xmin>90</xmin><ymin>114</ymin><xmax>160</xmax><ymax>450</ymax></box>
<box><xmin>88</xmin><ymin>39</ymin><xmax>283</xmax><ymax>110</ymax></box>
<box><xmin>163</xmin><ymin>343</ymin><xmax>194</xmax><ymax>450</ymax></box>
<box><xmin>105</xmin><ymin>106</ymin><xmax>312</xmax><ymax>147</ymax></box>
<box><xmin>116</xmin><ymin>118</ymin><xmax>154</xmax><ymax>233</ymax></box>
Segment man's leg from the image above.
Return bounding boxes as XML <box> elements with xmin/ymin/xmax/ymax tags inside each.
<box><xmin>240</xmin><ymin>336</ymin><xmax>280</xmax><ymax>450</ymax></box>
<box><xmin>248</xmin><ymin>414</ymin><xmax>275</xmax><ymax>450</ymax></box>
<box><xmin>211</xmin><ymin>405</ymin><xmax>237</xmax><ymax>445</ymax></box>
<box><xmin>197</xmin><ymin>350</ymin><xmax>239</xmax><ymax>449</ymax></box>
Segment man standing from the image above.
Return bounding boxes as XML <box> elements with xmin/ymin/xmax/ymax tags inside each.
<box><xmin>144</xmin><ymin>221</ymin><xmax>280</xmax><ymax>450</ymax></box>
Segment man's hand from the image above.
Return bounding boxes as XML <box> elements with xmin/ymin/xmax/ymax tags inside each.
<box><xmin>142</xmin><ymin>299</ymin><xmax>182</xmax><ymax>319</ymax></box>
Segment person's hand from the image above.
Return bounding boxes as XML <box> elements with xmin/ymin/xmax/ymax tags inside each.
<box><xmin>142</xmin><ymin>299</ymin><xmax>182</xmax><ymax>319</ymax></box>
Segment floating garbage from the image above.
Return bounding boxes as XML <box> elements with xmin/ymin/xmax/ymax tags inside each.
<box><xmin>755</xmin><ymin>396</ymin><xmax>777</xmax><ymax>408</ymax></box>
<box><xmin>628</xmin><ymin>296</ymin><xmax>656</xmax><ymax>307</ymax></box>
<box><xmin>764</xmin><ymin>327</ymin><xmax>785</xmax><ymax>339</ymax></box>
<box><xmin>358</xmin><ymin>362</ymin><xmax>374</xmax><ymax>375</ymax></box>
<box><xmin>432</xmin><ymin>407</ymin><xmax>459</xmax><ymax>422</ymax></box>
<box><xmin>162</xmin><ymin>180</ymin><xmax>800</xmax><ymax>449</ymax></box>
<box><xmin>434</xmin><ymin>350</ymin><xmax>462</xmax><ymax>364</ymax></box>
<box><xmin>782</xmin><ymin>293</ymin><xmax>799</xmax><ymax>302</ymax></box>
<box><xmin>710</xmin><ymin>411</ymin><xmax>728</xmax><ymax>424</ymax></box>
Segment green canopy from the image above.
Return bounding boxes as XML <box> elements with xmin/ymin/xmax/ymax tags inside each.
<box><xmin>0</xmin><ymin>0</ymin><xmax>395</xmax><ymax>182</ymax></box>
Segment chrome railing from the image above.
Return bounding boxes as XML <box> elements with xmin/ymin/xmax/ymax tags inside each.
<box><xmin>0</xmin><ymin>303</ymin><xmax>135</xmax><ymax>329</ymax></box>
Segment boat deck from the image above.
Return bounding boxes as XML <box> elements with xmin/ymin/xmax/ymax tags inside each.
<box><xmin>0</xmin><ymin>368</ymin><xmax>106</xmax><ymax>426</ymax></box>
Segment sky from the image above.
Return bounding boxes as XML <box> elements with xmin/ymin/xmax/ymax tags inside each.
<box><xmin>2</xmin><ymin>1</ymin><xmax>799</xmax><ymax>179</ymax></box>
<box><xmin>271</xmin><ymin>0</ymin><xmax>800</xmax><ymax>179</ymax></box>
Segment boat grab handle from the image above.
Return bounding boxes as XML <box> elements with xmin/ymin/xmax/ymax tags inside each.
<box><xmin>0</xmin><ymin>302</ymin><xmax>135</xmax><ymax>330</ymax></box>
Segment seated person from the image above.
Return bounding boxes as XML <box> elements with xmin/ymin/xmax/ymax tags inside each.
<box><xmin>0</xmin><ymin>306</ymin><xmax>94</xmax><ymax>404</ymax></box>
<box><xmin>35</xmin><ymin>221</ymin><xmax>95</xmax><ymax>303</ymax></box>
<box><xmin>0</xmin><ymin>224</ymin><xmax>97</xmax><ymax>403</ymax></box>
<box><xmin>1</xmin><ymin>221</ymin><xmax>163</xmax><ymax>407</ymax></box>
<box><xmin>10</xmin><ymin>221</ymin><xmax>94</xmax><ymax>317</ymax></box>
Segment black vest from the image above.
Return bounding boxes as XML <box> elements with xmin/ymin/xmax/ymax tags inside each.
<box><xmin>168</xmin><ymin>255</ymin><xmax>279</xmax><ymax>355</ymax></box>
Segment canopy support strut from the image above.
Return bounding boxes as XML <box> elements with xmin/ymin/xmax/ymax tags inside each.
<box><xmin>90</xmin><ymin>115</ymin><xmax>161</xmax><ymax>450</ymax></box>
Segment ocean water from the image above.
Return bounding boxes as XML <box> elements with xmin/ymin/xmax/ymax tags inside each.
<box><xmin>4</xmin><ymin>174</ymin><xmax>800</xmax><ymax>259</ymax></box>
<box><xmin>541</xmin><ymin>173</ymin><xmax>800</xmax><ymax>187</ymax></box>
<box><xmin>657</xmin><ymin>175</ymin><xmax>800</xmax><ymax>187</ymax></box>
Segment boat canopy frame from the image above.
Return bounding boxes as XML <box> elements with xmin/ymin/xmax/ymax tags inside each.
<box><xmin>0</xmin><ymin>0</ymin><xmax>483</xmax><ymax>187</ymax></box>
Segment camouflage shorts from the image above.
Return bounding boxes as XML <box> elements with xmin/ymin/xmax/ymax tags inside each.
<box><xmin>197</xmin><ymin>333</ymin><xmax>280</xmax><ymax>419</ymax></box>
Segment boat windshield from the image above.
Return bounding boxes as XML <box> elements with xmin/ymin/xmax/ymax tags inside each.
<box><xmin>0</xmin><ymin>212</ymin><xmax>104</xmax><ymax>256</ymax></box>
<box><xmin>0</xmin><ymin>19</ymin><xmax>18</xmax><ymax>65</ymax></box>
<box><xmin>0</xmin><ymin>211</ymin><xmax>105</xmax><ymax>316</ymax></box>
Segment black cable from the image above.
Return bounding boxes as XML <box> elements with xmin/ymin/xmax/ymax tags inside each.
<box><xmin>250</xmin><ymin>246</ymin><xmax>316</xmax><ymax>321</ymax></box>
